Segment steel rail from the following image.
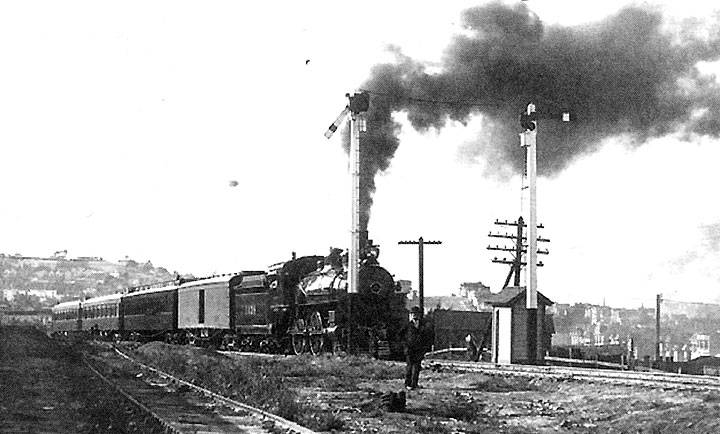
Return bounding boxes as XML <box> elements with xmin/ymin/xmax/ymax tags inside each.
<box><xmin>427</xmin><ymin>359</ymin><xmax>720</xmax><ymax>391</ymax></box>
<box><xmin>81</xmin><ymin>355</ymin><xmax>182</xmax><ymax>434</ymax></box>
<box><xmin>113</xmin><ymin>346</ymin><xmax>316</xmax><ymax>434</ymax></box>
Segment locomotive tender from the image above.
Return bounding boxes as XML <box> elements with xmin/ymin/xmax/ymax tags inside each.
<box><xmin>51</xmin><ymin>244</ymin><xmax>408</xmax><ymax>358</ymax></box>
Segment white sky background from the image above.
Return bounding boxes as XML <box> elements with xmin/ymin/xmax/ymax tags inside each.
<box><xmin>1</xmin><ymin>1</ymin><xmax>719</xmax><ymax>308</ymax></box>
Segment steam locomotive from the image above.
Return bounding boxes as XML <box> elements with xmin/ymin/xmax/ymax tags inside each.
<box><xmin>51</xmin><ymin>239</ymin><xmax>409</xmax><ymax>358</ymax></box>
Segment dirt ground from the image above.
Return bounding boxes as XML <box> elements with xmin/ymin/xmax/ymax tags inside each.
<box><xmin>294</xmin><ymin>366</ymin><xmax>720</xmax><ymax>433</ymax></box>
<box><xmin>129</xmin><ymin>343</ymin><xmax>720</xmax><ymax>433</ymax></box>
<box><xmin>283</xmin><ymin>362</ymin><xmax>720</xmax><ymax>433</ymax></box>
<box><xmin>0</xmin><ymin>326</ymin><xmax>165</xmax><ymax>433</ymax></box>
<box><xmin>5</xmin><ymin>328</ymin><xmax>720</xmax><ymax>434</ymax></box>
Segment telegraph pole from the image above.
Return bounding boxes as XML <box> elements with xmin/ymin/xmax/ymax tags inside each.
<box><xmin>488</xmin><ymin>217</ymin><xmax>549</xmax><ymax>288</ymax></box>
<box><xmin>656</xmin><ymin>293</ymin><xmax>662</xmax><ymax>361</ymax></box>
<box><xmin>512</xmin><ymin>218</ymin><xmax>524</xmax><ymax>287</ymax></box>
<box><xmin>398</xmin><ymin>237</ymin><xmax>442</xmax><ymax>317</ymax></box>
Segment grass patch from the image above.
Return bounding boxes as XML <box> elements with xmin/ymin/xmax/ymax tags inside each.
<box><xmin>132</xmin><ymin>343</ymin><xmax>303</xmax><ymax>421</ymax></box>
<box><xmin>246</xmin><ymin>354</ymin><xmax>403</xmax><ymax>390</ymax></box>
<box><xmin>129</xmin><ymin>344</ymin><xmax>405</xmax><ymax>430</ymax></box>
<box><xmin>275</xmin><ymin>354</ymin><xmax>400</xmax><ymax>379</ymax></box>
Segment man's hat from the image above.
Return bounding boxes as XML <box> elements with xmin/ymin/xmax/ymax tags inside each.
<box><xmin>410</xmin><ymin>306</ymin><xmax>421</xmax><ymax>315</ymax></box>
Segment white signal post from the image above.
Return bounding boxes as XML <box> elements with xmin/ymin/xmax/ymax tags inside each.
<box><xmin>349</xmin><ymin>112</ymin><xmax>365</xmax><ymax>294</ymax></box>
<box><xmin>520</xmin><ymin>102</ymin><xmax>538</xmax><ymax>364</ymax></box>
<box><xmin>324</xmin><ymin>92</ymin><xmax>368</xmax><ymax>295</ymax></box>
<box><xmin>524</xmin><ymin>103</ymin><xmax>538</xmax><ymax>310</ymax></box>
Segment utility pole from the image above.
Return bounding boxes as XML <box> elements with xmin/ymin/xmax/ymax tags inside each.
<box><xmin>398</xmin><ymin>237</ymin><xmax>442</xmax><ymax>317</ymax></box>
<box><xmin>488</xmin><ymin>217</ymin><xmax>549</xmax><ymax>288</ymax></box>
<box><xmin>656</xmin><ymin>293</ymin><xmax>662</xmax><ymax>361</ymax></box>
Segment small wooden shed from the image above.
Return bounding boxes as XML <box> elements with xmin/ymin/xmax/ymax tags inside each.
<box><xmin>485</xmin><ymin>286</ymin><xmax>553</xmax><ymax>365</ymax></box>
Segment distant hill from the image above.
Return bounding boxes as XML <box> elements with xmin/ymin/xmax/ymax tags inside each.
<box><xmin>0</xmin><ymin>253</ymin><xmax>179</xmax><ymax>310</ymax></box>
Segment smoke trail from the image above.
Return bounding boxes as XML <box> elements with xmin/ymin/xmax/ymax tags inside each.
<box><xmin>348</xmin><ymin>2</ymin><xmax>720</xmax><ymax>227</ymax></box>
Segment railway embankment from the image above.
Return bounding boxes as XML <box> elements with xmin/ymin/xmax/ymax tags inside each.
<box><xmin>0</xmin><ymin>326</ymin><xmax>165</xmax><ymax>433</ymax></box>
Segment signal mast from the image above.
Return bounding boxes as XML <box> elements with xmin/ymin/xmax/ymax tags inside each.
<box><xmin>324</xmin><ymin>91</ymin><xmax>370</xmax><ymax>295</ymax></box>
<box><xmin>488</xmin><ymin>103</ymin><xmax>564</xmax><ymax>363</ymax></box>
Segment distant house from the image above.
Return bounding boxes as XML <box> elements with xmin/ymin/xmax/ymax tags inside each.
<box><xmin>1</xmin><ymin>289</ymin><xmax>59</xmax><ymax>302</ymax></box>
<box><xmin>690</xmin><ymin>334</ymin><xmax>710</xmax><ymax>360</ymax></box>
<box><xmin>411</xmin><ymin>281</ymin><xmax>491</xmax><ymax>314</ymax></box>
<box><xmin>458</xmin><ymin>282</ymin><xmax>492</xmax><ymax>311</ymax></box>
<box><xmin>0</xmin><ymin>309</ymin><xmax>52</xmax><ymax>326</ymax></box>
<box><xmin>425</xmin><ymin>295</ymin><xmax>477</xmax><ymax>312</ymax></box>
<box><xmin>395</xmin><ymin>280</ymin><xmax>412</xmax><ymax>295</ymax></box>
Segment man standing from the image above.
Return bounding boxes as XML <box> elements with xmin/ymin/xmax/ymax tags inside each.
<box><xmin>403</xmin><ymin>306</ymin><xmax>430</xmax><ymax>390</ymax></box>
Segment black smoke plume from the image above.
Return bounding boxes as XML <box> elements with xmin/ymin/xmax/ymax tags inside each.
<box><xmin>346</xmin><ymin>2</ymin><xmax>720</xmax><ymax>228</ymax></box>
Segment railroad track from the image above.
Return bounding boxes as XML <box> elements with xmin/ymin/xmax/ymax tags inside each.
<box><xmin>217</xmin><ymin>350</ymin><xmax>287</xmax><ymax>360</ymax></box>
<box><xmin>83</xmin><ymin>346</ymin><xmax>316</xmax><ymax>434</ymax></box>
<box><xmin>218</xmin><ymin>348</ymin><xmax>720</xmax><ymax>392</ymax></box>
<box><xmin>427</xmin><ymin>359</ymin><xmax>720</xmax><ymax>392</ymax></box>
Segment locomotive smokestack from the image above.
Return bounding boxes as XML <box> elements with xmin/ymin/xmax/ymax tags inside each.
<box><xmin>360</xmin><ymin>230</ymin><xmax>369</xmax><ymax>253</ymax></box>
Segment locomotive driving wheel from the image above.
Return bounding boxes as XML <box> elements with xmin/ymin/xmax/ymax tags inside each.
<box><xmin>307</xmin><ymin>311</ymin><xmax>324</xmax><ymax>355</ymax></box>
<box><xmin>291</xmin><ymin>318</ymin><xmax>306</xmax><ymax>355</ymax></box>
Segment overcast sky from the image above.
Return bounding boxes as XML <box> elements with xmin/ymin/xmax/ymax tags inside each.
<box><xmin>1</xmin><ymin>1</ymin><xmax>719</xmax><ymax>308</ymax></box>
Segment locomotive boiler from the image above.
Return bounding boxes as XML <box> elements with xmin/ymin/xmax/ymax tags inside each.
<box><xmin>286</xmin><ymin>244</ymin><xmax>407</xmax><ymax>358</ymax></box>
<box><xmin>229</xmin><ymin>239</ymin><xmax>407</xmax><ymax>358</ymax></box>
